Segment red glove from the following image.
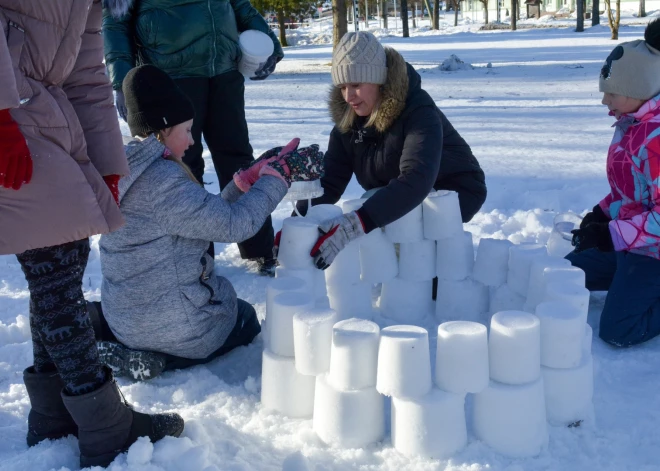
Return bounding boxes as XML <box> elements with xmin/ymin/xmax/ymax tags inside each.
<box><xmin>272</xmin><ymin>230</ymin><xmax>282</xmax><ymax>259</ymax></box>
<box><xmin>103</xmin><ymin>174</ymin><xmax>120</xmax><ymax>206</ymax></box>
<box><xmin>0</xmin><ymin>109</ymin><xmax>33</xmax><ymax>190</ymax></box>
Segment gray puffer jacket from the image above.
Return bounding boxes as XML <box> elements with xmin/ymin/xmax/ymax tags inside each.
<box><xmin>100</xmin><ymin>136</ymin><xmax>287</xmax><ymax>358</ymax></box>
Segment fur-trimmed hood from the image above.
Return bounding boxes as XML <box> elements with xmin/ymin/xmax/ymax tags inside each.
<box><xmin>329</xmin><ymin>47</ymin><xmax>412</xmax><ymax>134</ymax></box>
<box><xmin>102</xmin><ymin>0</ymin><xmax>133</xmax><ymax>18</ymax></box>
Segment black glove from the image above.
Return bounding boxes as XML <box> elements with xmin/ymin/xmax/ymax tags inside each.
<box><xmin>580</xmin><ymin>204</ymin><xmax>609</xmax><ymax>229</ymax></box>
<box><xmin>250</xmin><ymin>54</ymin><xmax>279</xmax><ymax>81</ymax></box>
<box><xmin>571</xmin><ymin>223</ymin><xmax>614</xmax><ymax>253</ymax></box>
<box><xmin>115</xmin><ymin>90</ymin><xmax>127</xmax><ymax>122</ymax></box>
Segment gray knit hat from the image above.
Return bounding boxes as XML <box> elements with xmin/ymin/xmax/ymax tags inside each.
<box><xmin>332</xmin><ymin>32</ymin><xmax>388</xmax><ymax>86</ymax></box>
<box><xmin>599</xmin><ymin>20</ymin><xmax>660</xmax><ymax>101</ymax></box>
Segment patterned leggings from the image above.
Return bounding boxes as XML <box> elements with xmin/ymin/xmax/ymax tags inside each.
<box><xmin>16</xmin><ymin>239</ymin><xmax>105</xmax><ymax>395</ymax></box>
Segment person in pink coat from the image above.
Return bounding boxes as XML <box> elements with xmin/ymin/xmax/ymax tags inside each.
<box><xmin>0</xmin><ymin>1</ymin><xmax>182</xmax><ymax>468</ymax></box>
<box><xmin>568</xmin><ymin>19</ymin><xmax>660</xmax><ymax>347</ymax></box>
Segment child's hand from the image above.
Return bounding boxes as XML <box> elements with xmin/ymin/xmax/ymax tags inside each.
<box><xmin>259</xmin><ymin>144</ymin><xmax>324</xmax><ymax>186</ymax></box>
<box><xmin>580</xmin><ymin>205</ymin><xmax>609</xmax><ymax>229</ymax></box>
<box><xmin>571</xmin><ymin>223</ymin><xmax>613</xmax><ymax>253</ymax></box>
<box><xmin>233</xmin><ymin>138</ymin><xmax>300</xmax><ymax>192</ymax></box>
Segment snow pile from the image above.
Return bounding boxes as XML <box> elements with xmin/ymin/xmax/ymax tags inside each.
<box><xmin>439</xmin><ymin>54</ymin><xmax>474</xmax><ymax>71</ymax></box>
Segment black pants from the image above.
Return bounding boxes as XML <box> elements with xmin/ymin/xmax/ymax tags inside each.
<box><xmin>88</xmin><ymin>299</ymin><xmax>261</xmax><ymax>371</ymax></box>
<box><xmin>17</xmin><ymin>239</ymin><xmax>105</xmax><ymax>395</ymax></box>
<box><xmin>175</xmin><ymin>71</ymin><xmax>274</xmax><ymax>260</ymax></box>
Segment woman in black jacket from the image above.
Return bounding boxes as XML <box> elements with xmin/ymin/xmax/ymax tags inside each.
<box><xmin>307</xmin><ymin>32</ymin><xmax>487</xmax><ymax>269</ymax></box>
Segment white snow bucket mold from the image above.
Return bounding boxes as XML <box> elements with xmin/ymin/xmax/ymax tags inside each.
<box><xmin>472</xmin><ymin>238</ymin><xmax>513</xmax><ymax>287</ymax></box>
<box><xmin>293</xmin><ymin>307</ymin><xmax>338</xmax><ymax>376</ymax></box>
<box><xmin>536</xmin><ymin>301</ymin><xmax>585</xmax><ymax>369</ymax></box>
<box><xmin>435</xmin><ymin>278</ymin><xmax>488</xmax><ymax>323</ymax></box>
<box><xmin>379</xmin><ymin>278</ymin><xmax>434</xmax><ymax>323</ymax></box>
<box><xmin>328</xmin><ymin>318</ymin><xmax>380</xmax><ymax>390</ymax></box>
<box><xmin>268</xmin><ymin>292</ymin><xmax>315</xmax><ymax>357</ymax></box>
<box><xmin>436</xmin><ymin>231</ymin><xmax>474</xmax><ymax>281</ymax></box>
<box><xmin>422</xmin><ymin>190</ymin><xmax>464</xmax><ymax>241</ymax></box>
<box><xmin>507</xmin><ymin>244</ymin><xmax>547</xmax><ymax>297</ymax></box>
<box><xmin>238</xmin><ymin>30</ymin><xmax>274</xmax><ymax>78</ymax></box>
<box><xmin>398</xmin><ymin>240</ymin><xmax>436</xmax><ymax>281</ymax></box>
<box><xmin>384</xmin><ymin>205</ymin><xmax>424</xmax><ymax>243</ymax></box>
<box><xmin>489</xmin><ymin>311</ymin><xmax>541</xmax><ymax>385</ymax></box>
<box><xmin>261</xmin><ymin>349</ymin><xmax>315</xmax><ymax>418</ymax></box>
<box><xmin>542</xmin><ymin>353</ymin><xmax>594</xmax><ymax>426</ymax></box>
<box><xmin>435</xmin><ymin>321</ymin><xmax>489</xmax><ymax>394</ymax></box>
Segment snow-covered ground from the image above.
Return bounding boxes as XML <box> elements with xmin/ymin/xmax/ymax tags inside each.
<box><xmin>2</xmin><ymin>20</ymin><xmax>660</xmax><ymax>471</ymax></box>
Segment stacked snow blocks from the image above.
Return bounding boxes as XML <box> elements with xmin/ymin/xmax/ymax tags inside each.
<box><xmin>428</xmin><ymin>191</ymin><xmax>487</xmax><ymax>323</ymax></box>
<box><xmin>313</xmin><ymin>319</ymin><xmax>385</xmax><ymax>448</ymax></box>
<box><xmin>473</xmin><ymin>311</ymin><xmax>548</xmax><ymax>457</ymax></box>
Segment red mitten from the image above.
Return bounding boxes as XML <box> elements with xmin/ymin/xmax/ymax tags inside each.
<box><xmin>0</xmin><ymin>109</ymin><xmax>33</xmax><ymax>190</ymax></box>
<box><xmin>103</xmin><ymin>174</ymin><xmax>120</xmax><ymax>206</ymax></box>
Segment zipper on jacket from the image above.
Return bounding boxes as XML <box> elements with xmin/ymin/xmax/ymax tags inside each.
<box><xmin>200</xmin><ymin>257</ymin><xmax>222</xmax><ymax>305</ymax></box>
<box><xmin>207</xmin><ymin>1</ymin><xmax>217</xmax><ymax>76</ymax></box>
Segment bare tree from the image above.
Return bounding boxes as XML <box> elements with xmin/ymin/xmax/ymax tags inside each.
<box><xmin>639</xmin><ymin>0</ymin><xmax>646</xmax><ymax>17</ymax></box>
<box><xmin>333</xmin><ymin>0</ymin><xmax>348</xmax><ymax>47</ymax></box>
<box><xmin>433</xmin><ymin>0</ymin><xmax>440</xmax><ymax>28</ymax></box>
<box><xmin>453</xmin><ymin>0</ymin><xmax>459</xmax><ymax>27</ymax></box>
<box><xmin>402</xmin><ymin>0</ymin><xmax>410</xmax><ymax>36</ymax></box>
<box><xmin>576</xmin><ymin>0</ymin><xmax>584</xmax><ymax>31</ymax></box>
<box><xmin>381</xmin><ymin>0</ymin><xmax>389</xmax><ymax>28</ymax></box>
<box><xmin>592</xmin><ymin>0</ymin><xmax>600</xmax><ymax>26</ymax></box>
<box><xmin>511</xmin><ymin>0</ymin><xmax>517</xmax><ymax>30</ymax></box>
<box><xmin>604</xmin><ymin>0</ymin><xmax>620</xmax><ymax>39</ymax></box>
<box><xmin>478</xmin><ymin>0</ymin><xmax>489</xmax><ymax>24</ymax></box>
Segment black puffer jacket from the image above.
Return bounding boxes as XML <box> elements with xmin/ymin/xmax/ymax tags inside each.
<box><xmin>299</xmin><ymin>47</ymin><xmax>486</xmax><ymax>231</ymax></box>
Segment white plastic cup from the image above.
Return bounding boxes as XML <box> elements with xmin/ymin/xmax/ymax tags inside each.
<box><xmin>238</xmin><ymin>30</ymin><xmax>274</xmax><ymax>78</ymax></box>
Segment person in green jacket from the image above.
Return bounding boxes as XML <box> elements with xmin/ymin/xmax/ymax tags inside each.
<box><xmin>101</xmin><ymin>0</ymin><xmax>284</xmax><ymax>276</ymax></box>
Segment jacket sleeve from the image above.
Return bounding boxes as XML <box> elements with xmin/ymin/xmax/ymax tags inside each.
<box><xmin>230</xmin><ymin>0</ymin><xmax>284</xmax><ymax>60</ymax></box>
<box><xmin>609</xmin><ymin>147</ymin><xmax>660</xmax><ymax>251</ymax></box>
<box><xmin>0</xmin><ymin>20</ymin><xmax>19</xmax><ymax>110</ymax></box>
<box><xmin>63</xmin><ymin>0</ymin><xmax>129</xmax><ymax>177</ymax></box>
<box><xmin>360</xmin><ymin>106</ymin><xmax>443</xmax><ymax>229</ymax></box>
<box><xmin>152</xmin><ymin>165</ymin><xmax>287</xmax><ymax>242</ymax></box>
<box><xmin>102</xmin><ymin>2</ymin><xmax>137</xmax><ymax>90</ymax></box>
<box><xmin>295</xmin><ymin>127</ymin><xmax>354</xmax><ymax>215</ymax></box>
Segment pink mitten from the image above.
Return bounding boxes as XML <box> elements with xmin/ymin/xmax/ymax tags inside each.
<box><xmin>233</xmin><ymin>138</ymin><xmax>300</xmax><ymax>192</ymax></box>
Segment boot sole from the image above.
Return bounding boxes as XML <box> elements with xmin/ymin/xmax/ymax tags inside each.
<box><xmin>79</xmin><ymin>420</ymin><xmax>185</xmax><ymax>468</ymax></box>
<box><xmin>97</xmin><ymin>341</ymin><xmax>166</xmax><ymax>381</ymax></box>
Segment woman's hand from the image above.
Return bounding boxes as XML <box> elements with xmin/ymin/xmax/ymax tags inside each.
<box><xmin>311</xmin><ymin>211</ymin><xmax>366</xmax><ymax>269</ymax></box>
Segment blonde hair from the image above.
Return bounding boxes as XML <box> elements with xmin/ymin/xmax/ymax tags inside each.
<box><xmin>337</xmin><ymin>93</ymin><xmax>383</xmax><ymax>134</ymax></box>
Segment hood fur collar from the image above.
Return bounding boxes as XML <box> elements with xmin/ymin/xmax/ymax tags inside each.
<box><xmin>102</xmin><ymin>0</ymin><xmax>133</xmax><ymax>18</ymax></box>
<box><xmin>329</xmin><ymin>47</ymin><xmax>409</xmax><ymax>134</ymax></box>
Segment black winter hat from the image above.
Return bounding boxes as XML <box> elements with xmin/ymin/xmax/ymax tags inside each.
<box><xmin>122</xmin><ymin>65</ymin><xmax>195</xmax><ymax>137</ymax></box>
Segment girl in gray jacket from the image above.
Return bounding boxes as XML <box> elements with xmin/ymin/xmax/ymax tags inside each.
<box><xmin>96</xmin><ymin>65</ymin><xmax>323</xmax><ymax>380</ymax></box>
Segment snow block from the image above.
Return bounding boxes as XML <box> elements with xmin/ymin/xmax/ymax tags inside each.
<box><xmin>313</xmin><ymin>268</ymin><xmax>327</xmax><ymax>301</ymax></box>
<box><xmin>489</xmin><ymin>311</ymin><xmax>541</xmax><ymax>385</ymax></box>
<box><xmin>313</xmin><ymin>373</ymin><xmax>385</xmax><ymax>448</ymax></box>
<box><xmin>435</xmin><ymin>278</ymin><xmax>488</xmax><ymax>323</ymax></box>
<box><xmin>507</xmin><ymin>244</ymin><xmax>547</xmax><ymax>297</ymax></box>
<box><xmin>384</xmin><ymin>204</ymin><xmax>424</xmax><ymax>243</ymax></box>
<box><xmin>435</xmin><ymin>321</ymin><xmax>489</xmax><ymax>394</ymax></box>
<box><xmin>304</xmin><ymin>204</ymin><xmax>343</xmax><ymax>224</ymax></box>
<box><xmin>269</xmin><ymin>292</ymin><xmax>315</xmax><ymax>357</ymax></box>
<box><xmin>436</xmin><ymin>231</ymin><xmax>474</xmax><ymax>281</ymax></box>
<box><xmin>261</xmin><ymin>349</ymin><xmax>316</xmax><ymax>418</ymax></box>
<box><xmin>379</xmin><ymin>278</ymin><xmax>434</xmax><ymax>323</ymax></box>
<box><xmin>328</xmin><ymin>318</ymin><xmax>380</xmax><ymax>391</ymax></box>
<box><xmin>391</xmin><ymin>389</ymin><xmax>467</xmax><ymax>459</ymax></box>
<box><xmin>541</xmin><ymin>266</ymin><xmax>586</xmax><ymax>301</ymax></box>
<box><xmin>324</xmin><ymin>240</ymin><xmax>362</xmax><ymax>285</ymax></box>
<box><xmin>398</xmin><ymin>240</ymin><xmax>436</xmax><ymax>281</ymax></box>
<box><xmin>360</xmin><ymin>228</ymin><xmax>399</xmax><ymax>284</ymax></box>
<box><xmin>583</xmin><ymin>323</ymin><xmax>593</xmax><ymax>354</ymax></box>
<box><xmin>489</xmin><ymin>283</ymin><xmax>525</xmax><ymax>314</ymax></box>
<box><xmin>293</xmin><ymin>307</ymin><xmax>338</xmax><ymax>376</ymax></box>
<box><xmin>265</xmin><ymin>277</ymin><xmax>308</xmax><ymax>350</ymax></box>
<box><xmin>327</xmin><ymin>281</ymin><xmax>373</xmax><ymax>320</ymax></box>
<box><xmin>523</xmin><ymin>256</ymin><xmax>572</xmax><ymax>313</ymax></box>
<box><xmin>542</xmin><ymin>353</ymin><xmax>594</xmax><ymax>426</ymax></box>
<box><xmin>536</xmin><ymin>301</ymin><xmax>585</xmax><ymax>369</ymax></box>
<box><xmin>472</xmin><ymin>238</ymin><xmax>513</xmax><ymax>288</ymax></box>
<box><xmin>422</xmin><ymin>190</ymin><xmax>464</xmax><ymax>241</ymax></box>
<box><xmin>376</xmin><ymin>326</ymin><xmax>432</xmax><ymax>398</ymax></box>
<box><xmin>275</xmin><ymin>266</ymin><xmax>316</xmax><ymax>294</ymax></box>
<box><xmin>544</xmin><ymin>281</ymin><xmax>590</xmax><ymax>323</ymax></box>
<box><xmin>278</xmin><ymin>217</ymin><xmax>319</xmax><ymax>269</ymax></box>
<box><xmin>341</xmin><ymin>198</ymin><xmax>366</xmax><ymax>215</ymax></box>
<box><xmin>473</xmin><ymin>378</ymin><xmax>548</xmax><ymax>458</ymax></box>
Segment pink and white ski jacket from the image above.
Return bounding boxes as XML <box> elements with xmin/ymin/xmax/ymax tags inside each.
<box><xmin>599</xmin><ymin>94</ymin><xmax>660</xmax><ymax>259</ymax></box>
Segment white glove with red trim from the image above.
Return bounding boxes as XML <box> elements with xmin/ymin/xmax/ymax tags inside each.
<box><xmin>310</xmin><ymin>211</ymin><xmax>366</xmax><ymax>270</ymax></box>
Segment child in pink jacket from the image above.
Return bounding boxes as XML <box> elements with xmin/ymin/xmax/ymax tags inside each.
<box><xmin>568</xmin><ymin>19</ymin><xmax>660</xmax><ymax>347</ymax></box>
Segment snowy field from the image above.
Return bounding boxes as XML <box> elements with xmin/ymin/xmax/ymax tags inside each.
<box><xmin>2</xmin><ymin>17</ymin><xmax>660</xmax><ymax>471</ymax></box>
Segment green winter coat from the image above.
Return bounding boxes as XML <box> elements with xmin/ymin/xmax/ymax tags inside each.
<box><xmin>102</xmin><ymin>0</ymin><xmax>283</xmax><ymax>90</ymax></box>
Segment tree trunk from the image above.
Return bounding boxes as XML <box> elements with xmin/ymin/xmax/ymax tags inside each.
<box><xmin>639</xmin><ymin>0</ymin><xmax>646</xmax><ymax>17</ymax></box>
<box><xmin>604</xmin><ymin>0</ymin><xmax>619</xmax><ymax>39</ymax></box>
<box><xmin>433</xmin><ymin>0</ymin><xmax>440</xmax><ymax>28</ymax></box>
<box><xmin>277</xmin><ymin>8</ymin><xmax>288</xmax><ymax>47</ymax></box>
<box><xmin>511</xmin><ymin>0</ymin><xmax>517</xmax><ymax>30</ymax></box>
<box><xmin>576</xmin><ymin>0</ymin><xmax>584</xmax><ymax>31</ymax></box>
<box><xmin>401</xmin><ymin>0</ymin><xmax>410</xmax><ymax>35</ymax></box>
<box><xmin>454</xmin><ymin>0</ymin><xmax>459</xmax><ymax>26</ymax></box>
<box><xmin>483</xmin><ymin>0</ymin><xmax>489</xmax><ymax>23</ymax></box>
<box><xmin>517</xmin><ymin>0</ymin><xmax>520</xmax><ymax>19</ymax></box>
<box><xmin>381</xmin><ymin>0</ymin><xmax>388</xmax><ymax>28</ymax></box>
<box><xmin>592</xmin><ymin>0</ymin><xmax>600</xmax><ymax>26</ymax></box>
<box><xmin>333</xmin><ymin>0</ymin><xmax>348</xmax><ymax>47</ymax></box>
